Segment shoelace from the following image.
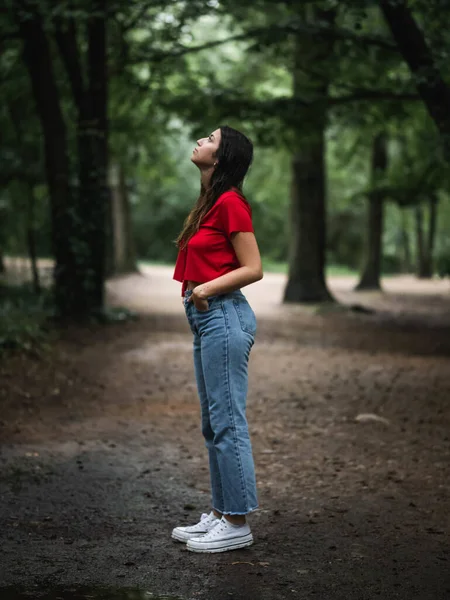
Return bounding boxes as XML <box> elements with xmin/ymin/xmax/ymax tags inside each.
<box><xmin>206</xmin><ymin>520</ymin><xmax>228</xmax><ymax>538</ymax></box>
<box><xmin>183</xmin><ymin>513</ymin><xmax>212</xmax><ymax>532</ymax></box>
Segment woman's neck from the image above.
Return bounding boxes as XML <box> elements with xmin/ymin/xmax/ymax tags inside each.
<box><xmin>200</xmin><ymin>166</ymin><xmax>214</xmax><ymax>189</ymax></box>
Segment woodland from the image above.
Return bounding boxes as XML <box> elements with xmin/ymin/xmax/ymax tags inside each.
<box><xmin>1</xmin><ymin>0</ymin><xmax>450</xmax><ymax>336</ymax></box>
<box><xmin>1</xmin><ymin>4</ymin><xmax>450</xmax><ymax>598</ymax></box>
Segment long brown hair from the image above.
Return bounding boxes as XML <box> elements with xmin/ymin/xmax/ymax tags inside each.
<box><xmin>175</xmin><ymin>125</ymin><xmax>253</xmax><ymax>250</ymax></box>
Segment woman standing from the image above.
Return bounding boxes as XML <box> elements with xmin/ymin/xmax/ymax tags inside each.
<box><xmin>171</xmin><ymin>125</ymin><xmax>263</xmax><ymax>553</ymax></box>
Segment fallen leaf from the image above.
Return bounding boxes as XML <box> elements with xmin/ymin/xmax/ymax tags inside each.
<box><xmin>355</xmin><ymin>413</ymin><xmax>390</xmax><ymax>425</ymax></box>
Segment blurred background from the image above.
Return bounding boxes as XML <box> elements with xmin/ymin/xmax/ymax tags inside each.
<box><xmin>1</xmin><ymin>0</ymin><xmax>449</xmax><ymax>335</ymax></box>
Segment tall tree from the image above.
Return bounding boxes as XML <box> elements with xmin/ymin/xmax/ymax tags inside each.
<box><xmin>53</xmin><ymin>0</ymin><xmax>109</xmax><ymax>315</ymax></box>
<box><xmin>108</xmin><ymin>162</ymin><xmax>137</xmax><ymax>274</ymax></box>
<box><xmin>378</xmin><ymin>0</ymin><xmax>450</xmax><ymax>159</ymax></box>
<box><xmin>355</xmin><ymin>133</ymin><xmax>388</xmax><ymax>291</ymax></box>
<box><xmin>399</xmin><ymin>207</ymin><xmax>413</xmax><ymax>273</ymax></box>
<box><xmin>284</xmin><ymin>6</ymin><xmax>335</xmax><ymax>303</ymax></box>
<box><xmin>166</xmin><ymin>0</ymin><xmax>424</xmax><ymax>302</ymax></box>
<box><xmin>415</xmin><ymin>193</ymin><xmax>439</xmax><ymax>278</ymax></box>
<box><xmin>15</xmin><ymin>1</ymin><xmax>76</xmax><ymax>313</ymax></box>
<box><xmin>13</xmin><ymin>0</ymin><xmax>109</xmax><ymax>318</ymax></box>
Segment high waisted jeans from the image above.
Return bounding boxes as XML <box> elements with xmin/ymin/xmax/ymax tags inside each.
<box><xmin>183</xmin><ymin>288</ymin><xmax>258</xmax><ymax>515</ymax></box>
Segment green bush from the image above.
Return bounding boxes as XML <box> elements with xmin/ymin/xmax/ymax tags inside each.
<box><xmin>0</xmin><ymin>284</ymin><xmax>55</xmax><ymax>353</ymax></box>
<box><xmin>436</xmin><ymin>251</ymin><xmax>450</xmax><ymax>278</ymax></box>
<box><xmin>382</xmin><ymin>253</ymin><xmax>403</xmax><ymax>275</ymax></box>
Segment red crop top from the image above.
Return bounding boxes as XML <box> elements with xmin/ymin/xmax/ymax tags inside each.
<box><xmin>173</xmin><ymin>190</ymin><xmax>254</xmax><ymax>296</ymax></box>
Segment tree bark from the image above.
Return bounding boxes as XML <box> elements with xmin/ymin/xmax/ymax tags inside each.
<box><xmin>25</xmin><ymin>183</ymin><xmax>41</xmax><ymax>294</ymax></box>
<box><xmin>54</xmin><ymin>0</ymin><xmax>108</xmax><ymax>314</ymax></box>
<box><xmin>285</xmin><ymin>134</ymin><xmax>333</xmax><ymax>302</ymax></box>
<box><xmin>16</xmin><ymin>2</ymin><xmax>76</xmax><ymax>315</ymax></box>
<box><xmin>379</xmin><ymin>0</ymin><xmax>450</xmax><ymax>159</ymax></box>
<box><xmin>87</xmin><ymin>0</ymin><xmax>109</xmax><ymax>307</ymax></box>
<box><xmin>284</xmin><ymin>6</ymin><xmax>335</xmax><ymax>303</ymax></box>
<box><xmin>355</xmin><ymin>134</ymin><xmax>387</xmax><ymax>291</ymax></box>
<box><xmin>427</xmin><ymin>193</ymin><xmax>438</xmax><ymax>275</ymax></box>
<box><xmin>415</xmin><ymin>204</ymin><xmax>427</xmax><ymax>278</ymax></box>
<box><xmin>108</xmin><ymin>162</ymin><xmax>137</xmax><ymax>275</ymax></box>
<box><xmin>416</xmin><ymin>194</ymin><xmax>438</xmax><ymax>278</ymax></box>
<box><xmin>400</xmin><ymin>208</ymin><xmax>412</xmax><ymax>273</ymax></box>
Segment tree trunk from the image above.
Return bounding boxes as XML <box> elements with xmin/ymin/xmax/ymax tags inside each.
<box><xmin>25</xmin><ymin>183</ymin><xmax>41</xmax><ymax>294</ymax></box>
<box><xmin>415</xmin><ymin>204</ymin><xmax>428</xmax><ymax>278</ymax></box>
<box><xmin>355</xmin><ymin>134</ymin><xmax>387</xmax><ymax>291</ymax></box>
<box><xmin>284</xmin><ymin>7</ymin><xmax>335</xmax><ymax>304</ymax></box>
<box><xmin>400</xmin><ymin>208</ymin><xmax>412</xmax><ymax>273</ymax></box>
<box><xmin>86</xmin><ymin>0</ymin><xmax>108</xmax><ymax>309</ymax></box>
<box><xmin>53</xmin><ymin>0</ymin><xmax>109</xmax><ymax>315</ymax></box>
<box><xmin>285</xmin><ymin>135</ymin><xmax>333</xmax><ymax>302</ymax></box>
<box><xmin>109</xmin><ymin>162</ymin><xmax>137</xmax><ymax>275</ymax></box>
<box><xmin>416</xmin><ymin>194</ymin><xmax>438</xmax><ymax>278</ymax></box>
<box><xmin>16</xmin><ymin>2</ymin><xmax>76</xmax><ymax>316</ymax></box>
<box><xmin>379</xmin><ymin>0</ymin><xmax>450</xmax><ymax>160</ymax></box>
<box><xmin>426</xmin><ymin>193</ymin><xmax>438</xmax><ymax>276</ymax></box>
<box><xmin>0</xmin><ymin>208</ymin><xmax>6</xmax><ymax>274</ymax></box>
<box><xmin>7</xmin><ymin>98</ymin><xmax>41</xmax><ymax>294</ymax></box>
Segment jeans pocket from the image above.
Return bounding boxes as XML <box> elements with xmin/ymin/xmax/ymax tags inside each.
<box><xmin>233</xmin><ymin>299</ymin><xmax>257</xmax><ymax>335</ymax></box>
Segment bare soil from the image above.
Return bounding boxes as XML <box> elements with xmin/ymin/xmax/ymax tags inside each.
<box><xmin>1</xmin><ymin>266</ymin><xmax>449</xmax><ymax>600</ymax></box>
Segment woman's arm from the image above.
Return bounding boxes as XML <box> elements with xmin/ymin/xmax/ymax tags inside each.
<box><xmin>193</xmin><ymin>231</ymin><xmax>263</xmax><ymax>300</ymax></box>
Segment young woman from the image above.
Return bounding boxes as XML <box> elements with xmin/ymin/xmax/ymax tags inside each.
<box><xmin>171</xmin><ymin>125</ymin><xmax>263</xmax><ymax>553</ymax></box>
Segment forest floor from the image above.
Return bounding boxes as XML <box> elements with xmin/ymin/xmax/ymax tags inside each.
<box><xmin>1</xmin><ymin>264</ymin><xmax>450</xmax><ymax>600</ymax></box>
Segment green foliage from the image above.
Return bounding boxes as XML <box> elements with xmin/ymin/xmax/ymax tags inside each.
<box><xmin>435</xmin><ymin>192</ymin><xmax>450</xmax><ymax>277</ymax></box>
<box><xmin>436</xmin><ymin>250</ymin><xmax>450</xmax><ymax>277</ymax></box>
<box><xmin>2</xmin><ymin>0</ymin><xmax>450</xmax><ymax>307</ymax></box>
<box><xmin>130</xmin><ymin>124</ymin><xmax>201</xmax><ymax>262</ymax></box>
<box><xmin>106</xmin><ymin>0</ymin><xmax>450</xmax><ymax>276</ymax></box>
<box><xmin>261</xmin><ymin>258</ymin><xmax>359</xmax><ymax>277</ymax></box>
<box><xmin>0</xmin><ymin>284</ymin><xmax>55</xmax><ymax>354</ymax></box>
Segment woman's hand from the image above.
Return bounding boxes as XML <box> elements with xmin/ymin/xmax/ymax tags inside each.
<box><xmin>189</xmin><ymin>286</ymin><xmax>209</xmax><ymax>312</ymax></box>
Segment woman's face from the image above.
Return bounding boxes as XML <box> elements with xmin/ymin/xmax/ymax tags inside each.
<box><xmin>191</xmin><ymin>128</ymin><xmax>221</xmax><ymax>168</ymax></box>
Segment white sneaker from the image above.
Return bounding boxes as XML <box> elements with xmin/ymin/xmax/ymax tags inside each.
<box><xmin>171</xmin><ymin>511</ymin><xmax>219</xmax><ymax>543</ymax></box>
<box><xmin>186</xmin><ymin>516</ymin><xmax>253</xmax><ymax>553</ymax></box>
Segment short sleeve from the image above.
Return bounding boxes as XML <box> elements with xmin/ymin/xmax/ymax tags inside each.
<box><xmin>219</xmin><ymin>193</ymin><xmax>254</xmax><ymax>237</ymax></box>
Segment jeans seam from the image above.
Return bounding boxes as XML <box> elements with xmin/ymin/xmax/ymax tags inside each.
<box><xmin>222</xmin><ymin>301</ymin><xmax>249</xmax><ymax>512</ymax></box>
<box><xmin>195</xmin><ymin>332</ymin><xmax>225</xmax><ymax>513</ymax></box>
<box><xmin>212</xmin><ymin>300</ymin><xmax>226</xmax><ymax>512</ymax></box>
<box><xmin>212</xmin><ymin>436</ymin><xmax>225</xmax><ymax>513</ymax></box>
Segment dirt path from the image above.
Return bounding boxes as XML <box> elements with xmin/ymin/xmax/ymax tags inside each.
<box><xmin>1</xmin><ymin>268</ymin><xmax>449</xmax><ymax>599</ymax></box>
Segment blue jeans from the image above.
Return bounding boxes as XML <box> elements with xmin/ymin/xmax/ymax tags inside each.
<box><xmin>183</xmin><ymin>288</ymin><xmax>258</xmax><ymax>515</ymax></box>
